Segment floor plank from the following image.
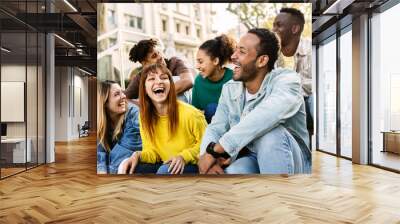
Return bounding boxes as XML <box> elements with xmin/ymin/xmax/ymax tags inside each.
<box><xmin>0</xmin><ymin>135</ymin><xmax>399</xmax><ymax>223</ymax></box>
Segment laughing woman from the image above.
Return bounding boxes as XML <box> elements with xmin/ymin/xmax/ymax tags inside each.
<box><xmin>123</xmin><ymin>63</ymin><xmax>207</xmax><ymax>175</ymax></box>
<box><xmin>97</xmin><ymin>80</ymin><xmax>142</xmax><ymax>174</ymax></box>
<box><xmin>192</xmin><ymin>34</ymin><xmax>236</xmax><ymax>123</ymax></box>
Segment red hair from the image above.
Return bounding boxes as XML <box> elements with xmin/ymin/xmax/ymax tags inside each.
<box><xmin>139</xmin><ymin>63</ymin><xmax>179</xmax><ymax>139</ymax></box>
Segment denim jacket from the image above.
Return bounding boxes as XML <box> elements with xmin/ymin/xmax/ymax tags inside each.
<box><xmin>97</xmin><ymin>103</ymin><xmax>142</xmax><ymax>174</ymax></box>
<box><xmin>200</xmin><ymin>68</ymin><xmax>310</xmax><ymax>162</ymax></box>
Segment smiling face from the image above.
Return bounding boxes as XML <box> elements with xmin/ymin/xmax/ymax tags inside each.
<box><xmin>142</xmin><ymin>47</ymin><xmax>166</xmax><ymax>67</ymax></box>
<box><xmin>106</xmin><ymin>83</ymin><xmax>127</xmax><ymax>116</ymax></box>
<box><xmin>273</xmin><ymin>13</ymin><xmax>297</xmax><ymax>47</ymax></box>
<box><xmin>144</xmin><ymin>68</ymin><xmax>171</xmax><ymax>105</ymax></box>
<box><xmin>196</xmin><ymin>49</ymin><xmax>219</xmax><ymax>79</ymax></box>
<box><xmin>230</xmin><ymin>33</ymin><xmax>260</xmax><ymax>82</ymax></box>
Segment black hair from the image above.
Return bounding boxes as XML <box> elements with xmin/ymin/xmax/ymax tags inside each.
<box><xmin>280</xmin><ymin>7</ymin><xmax>305</xmax><ymax>31</ymax></box>
<box><xmin>247</xmin><ymin>28</ymin><xmax>280</xmax><ymax>72</ymax></box>
<box><xmin>129</xmin><ymin>39</ymin><xmax>158</xmax><ymax>63</ymax></box>
<box><xmin>199</xmin><ymin>34</ymin><xmax>236</xmax><ymax>67</ymax></box>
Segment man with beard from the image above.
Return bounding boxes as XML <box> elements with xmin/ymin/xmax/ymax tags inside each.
<box><xmin>273</xmin><ymin>8</ymin><xmax>313</xmax><ymax>146</ymax></box>
<box><xmin>125</xmin><ymin>39</ymin><xmax>194</xmax><ymax>103</ymax></box>
<box><xmin>198</xmin><ymin>28</ymin><xmax>311</xmax><ymax>174</ymax></box>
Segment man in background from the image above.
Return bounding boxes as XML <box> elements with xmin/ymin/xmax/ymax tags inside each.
<box><xmin>273</xmin><ymin>7</ymin><xmax>313</xmax><ymax>147</ymax></box>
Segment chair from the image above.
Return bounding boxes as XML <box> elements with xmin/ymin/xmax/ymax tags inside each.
<box><xmin>78</xmin><ymin>121</ymin><xmax>90</xmax><ymax>138</ymax></box>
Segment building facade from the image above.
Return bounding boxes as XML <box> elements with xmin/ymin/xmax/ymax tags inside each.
<box><xmin>97</xmin><ymin>3</ymin><xmax>217</xmax><ymax>86</ymax></box>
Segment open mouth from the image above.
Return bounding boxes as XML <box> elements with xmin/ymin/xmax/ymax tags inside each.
<box><xmin>233</xmin><ymin>62</ymin><xmax>241</xmax><ymax>73</ymax></box>
<box><xmin>153</xmin><ymin>87</ymin><xmax>165</xmax><ymax>95</ymax></box>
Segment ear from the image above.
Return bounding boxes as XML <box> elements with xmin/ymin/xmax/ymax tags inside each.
<box><xmin>291</xmin><ymin>24</ymin><xmax>301</xmax><ymax>35</ymax></box>
<box><xmin>257</xmin><ymin>55</ymin><xmax>269</xmax><ymax>68</ymax></box>
<box><xmin>213</xmin><ymin>57</ymin><xmax>220</xmax><ymax>66</ymax></box>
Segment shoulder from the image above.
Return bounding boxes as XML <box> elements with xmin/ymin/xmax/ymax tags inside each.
<box><xmin>298</xmin><ymin>38</ymin><xmax>312</xmax><ymax>55</ymax></box>
<box><xmin>194</xmin><ymin>74</ymin><xmax>206</xmax><ymax>85</ymax></box>
<box><xmin>270</xmin><ymin>68</ymin><xmax>301</xmax><ymax>84</ymax></box>
<box><xmin>223</xmin><ymin>79</ymin><xmax>241</xmax><ymax>88</ymax></box>
<box><xmin>178</xmin><ymin>101</ymin><xmax>204</xmax><ymax>118</ymax></box>
<box><xmin>125</xmin><ymin>103</ymin><xmax>140</xmax><ymax>121</ymax></box>
<box><xmin>194</xmin><ymin>74</ymin><xmax>203</xmax><ymax>82</ymax></box>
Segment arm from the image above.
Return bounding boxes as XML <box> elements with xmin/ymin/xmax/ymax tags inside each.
<box><xmin>199</xmin><ymin>85</ymin><xmax>231</xmax><ymax>156</ymax></box>
<box><xmin>97</xmin><ymin>143</ymin><xmax>108</xmax><ymax>174</ymax></box>
<box><xmin>299</xmin><ymin>53</ymin><xmax>312</xmax><ymax>95</ymax></box>
<box><xmin>175</xmin><ymin>71</ymin><xmax>193</xmax><ymax>94</ymax></box>
<box><xmin>139</xmin><ymin>121</ymin><xmax>161</xmax><ymax>164</ymax></box>
<box><xmin>178</xmin><ymin>112</ymin><xmax>207</xmax><ymax>164</ymax></box>
<box><xmin>108</xmin><ymin>104</ymin><xmax>143</xmax><ymax>173</ymax></box>
<box><xmin>219</xmin><ymin>73</ymin><xmax>303</xmax><ymax>158</ymax></box>
<box><xmin>139</xmin><ymin>144</ymin><xmax>161</xmax><ymax>164</ymax></box>
<box><xmin>169</xmin><ymin>57</ymin><xmax>193</xmax><ymax>94</ymax></box>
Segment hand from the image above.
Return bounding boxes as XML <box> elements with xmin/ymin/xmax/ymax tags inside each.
<box><xmin>198</xmin><ymin>153</ymin><xmax>216</xmax><ymax>174</ymax></box>
<box><xmin>206</xmin><ymin>164</ymin><xmax>225</xmax><ymax>174</ymax></box>
<box><xmin>165</xmin><ymin>156</ymin><xmax>185</xmax><ymax>174</ymax></box>
<box><xmin>217</xmin><ymin>157</ymin><xmax>231</xmax><ymax>167</ymax></box>
<box><xmin>119</xmin><ymin>151</ymin><xmax>140</xmax><ymax>174</ymax></box>
<box><xmin>213</xmin><ymin>143</ymin><xmax>225</xmax><ymax>153</ymax></box>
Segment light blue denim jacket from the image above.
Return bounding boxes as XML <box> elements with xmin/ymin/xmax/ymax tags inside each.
<box><xmin>97</xmin><ymin>103</ymin><xmax>142</xmax><ymax>174</ymax></box>
<box><xmin>200</xmin><ymin>68</ymin><xmax>310</xmax><ymax>162</ymax></box>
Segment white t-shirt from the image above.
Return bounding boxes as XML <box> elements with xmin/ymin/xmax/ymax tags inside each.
<box><xmin>245</xmin><ymin>88</ymin><xmax>257</xmax><ymax>103</ymax></box>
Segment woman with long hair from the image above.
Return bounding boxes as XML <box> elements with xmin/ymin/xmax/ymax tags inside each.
<box><xmin>192</xmin><ymin>34</ymin><xmax>236</xmax><ymax>123</ymax></box>
<box><xmin>97</xmin><ymin>80</ymin><xmax>142</xmax><ymax>174</ymax></box>
<box><xmin>122</xmin><ymin>63</ymin><xmax>207</xmax><ymax>175</ymax></box>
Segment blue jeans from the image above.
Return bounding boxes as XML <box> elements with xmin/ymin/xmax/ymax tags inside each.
<box><xmin>156</xmin><ymin>164</ymin><xmax>198</xmax><ymax>175</ymax></box>
<box><xmin>134</xmin><ymin>163</ymin><xmax>161</xmax><ymax>174</ymax></box>
<box><xmin>304</xmin><ymin>95</ymin><xmax>313</xmax><ymax>120</ymax></box>
<box><xmin>224</xmin><ymin>125</ymin><xmax>311</xmax><ymax>174</ymax></box>
<box><xmin>134</xmin><ymin>163</ymin><xmax>198</xmax><ymax>174</ymax></box>
<box><xmin>204</xmin><ymin>103</ymin><xmax>218</xmax><ymax>124</ymax></box>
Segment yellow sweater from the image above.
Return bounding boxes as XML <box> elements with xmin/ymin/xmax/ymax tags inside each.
<box><xmin>139</xmin><ymin>101</ymin><xmax>207</xmax><ymax>164</ymax></box>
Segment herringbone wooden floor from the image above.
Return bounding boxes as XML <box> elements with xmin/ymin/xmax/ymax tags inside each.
<box><xmin>1</xmin><ymin>135</ymin><xmax>400</xmax><ymax>223</ymax></box>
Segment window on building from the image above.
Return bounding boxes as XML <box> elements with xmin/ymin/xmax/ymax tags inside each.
<box><xmin>185</xmin><ymin>25</ymin><xmax>190</xmax><ymax>35</ymax></box>
<box><xmin>107</xmin><ymin>9</ymin><xmax>116</xmax><ymax>26</ymax></box>
<box><xmin>194</xmin><ymin>4</ymin><xmax>200</xmax><ymax>20</ymax></box>
<box><xmin>162</xmin><ymin>19</ymin><xmax>167</xmax><ymax>32</ymax></box>
<box><xmin>124</xmin><ymin>14</ymin><xmax>143</xmax><ymax>30</ymax></box>
<box><xmin>196</xmin><ymin>28</ymin><xmax>201</xmax><ymax>38</ymax></box>
<box><xmin>137</xmin><ymin>17</ymin><xmax>143</xmax><ymax>29</ymax></box>
<box><xmin>125</xmin><ymin>14</ymin><xmax>135</xmax><ymax>28</ymax></box>
<box><xmin>176</xmin><ymin>23</ymin><xmax>180</xmax><ymax>33</ymax></box>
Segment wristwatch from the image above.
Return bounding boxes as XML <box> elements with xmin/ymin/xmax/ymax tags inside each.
<box><xmin>206</xmin><ymin>142</ymin><xmax>231</xmax><ymax>159</ymax></box>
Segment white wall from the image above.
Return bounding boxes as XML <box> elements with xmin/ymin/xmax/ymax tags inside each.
<box><xmin>1</xmin><ymin>65</ymin><xmax>32</xmax><ymax>137</ymax></box>
<box><xmin>54</xmin><ymin>67</ymin><xmax>89</xmax><ymax>141</ymax></box>
<box><xmin>1</xmin><ymin>63</ymin><xmax>46</xmax><ymax>163</ymax></box>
